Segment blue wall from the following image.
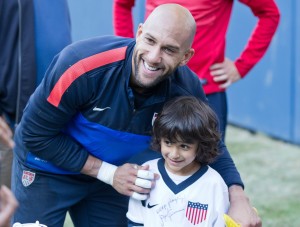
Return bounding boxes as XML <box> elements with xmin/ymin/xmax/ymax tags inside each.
<box><xmin>67</xmin><ymin>0</ymin><xmax>113</xmax><ymax>41</ymax></box>
<box><xmin>67</xmin><ymin>0</ymin><xmax>145</xmax><ymax>41</ymax></box>
<box><xmin>295</xmin><ymin>1</ymin><xmax>300</xmax><ymax>144</ymax></box>
<box><xmin>68</xmin><ymin>0</ymin><xmax>299</xmax><ymax>145</ymax></box>
<box><xmin>226</xmin><ymin>0</ymin><xmax>300</xmax><ymax>145</ymax></box>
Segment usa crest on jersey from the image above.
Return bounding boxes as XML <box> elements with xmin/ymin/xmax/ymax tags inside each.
<box><xmin>22</xmin><ymin>170</ymin><xmax>36</xmax><ymax>187</ymax></box>
<box><xmin>186</xmin><ymin>201</ymin><xmax>208</xmax><ymax>225</ymax></box>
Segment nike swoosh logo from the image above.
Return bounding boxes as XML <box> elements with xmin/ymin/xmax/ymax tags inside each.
<box><xmin>93</xmin><ymin>107</ymin><xmax>111</xmax><ymax>112</ymax></box>
<box><xmin>147</xmin><ymin>203</ymin><xmax>158</xmax><ymax>209</ymax></box>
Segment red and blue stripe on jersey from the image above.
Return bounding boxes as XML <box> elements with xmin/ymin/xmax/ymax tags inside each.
<box><xmin>47</xmin><ymin>46</ymin><xmax>127</xmax><ymax>107</ymax></box>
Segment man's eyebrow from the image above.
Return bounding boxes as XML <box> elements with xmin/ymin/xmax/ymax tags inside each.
<box><xmin>144</xmin><ymin>33</ymin><xmax>156</xmax><ymax>40</ymax></box>
<box><xmin>164</xmin><ymin>45</ymin><xmax>180</xmax><ymax>52</ymax></box>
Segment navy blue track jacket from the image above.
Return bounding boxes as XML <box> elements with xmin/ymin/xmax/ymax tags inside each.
<box><xmin>14</xmin><ymin>36</ymin><xmax>243</xmax><ymax>187</ymax></box>
<box><xmin>0</xmin><ymin>0</ymin><xmax>71</xmax><ymax>124</ymax></box>
<box><xmin>0</xmin><ymin>0</ymin><xmax>36</xmax><ymax>123</ymax></box>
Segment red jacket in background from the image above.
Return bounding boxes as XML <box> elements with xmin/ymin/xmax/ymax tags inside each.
<box><xmin>113</xmin><ymin>0</ymin><xmax>280</xmax><ymax>94</ymax></box>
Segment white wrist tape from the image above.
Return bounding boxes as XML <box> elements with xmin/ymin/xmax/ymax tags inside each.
<box><xmin>131</xmin><ymin>192</ymin><xmax>148</xmax><ymax>200</ymax></box>
<box><xmin>137</xmin><ymin>170</ymin><xmax>154</xmax><ymax>180</ymax></box>
<box><xmin>97</xmin><ymin>161</ymin><xmax>117</xmax><ymax>185</ymax></box>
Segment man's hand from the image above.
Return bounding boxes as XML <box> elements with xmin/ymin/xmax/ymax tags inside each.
<box><xmin>81</xmin><ymin>156</ymin><xmax>159</xmax><ymax>199</ymax></box>
<box><xmin>0</xmin><ymin>185</ymin><xmax>19</xmax><ymax>227</ymax></box>
<box><xmin>0</xmin><ymin>116</ymin><xmax>14</xmax><ymax>149</ymax></box>
<box><xmin>210</xmin><ymin>58</ymin><xmax>241</xmax><ymax>89</ymax></box>
<box><xmin>228</xmin><ymin>185</ymin><xmax>261</xmax><ymax>227</ymax></box>
<box><xmin>113</xmin><ymin>164</ymin><xmax>159</xmax><ymax>199</ymax></box>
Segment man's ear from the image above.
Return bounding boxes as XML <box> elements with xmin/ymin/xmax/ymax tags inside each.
<box><xmin>135</xmin><ymin>23</ymin><xmax>143</xmax><ymax>39</ymax></box>
<box><xmin>179</xmin><ymin>48</ymin><xmax>195</xmax><ymax>66</ymax></box>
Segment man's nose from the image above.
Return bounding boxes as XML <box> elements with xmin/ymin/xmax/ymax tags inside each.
<box><xmin>147</xmin><ymin>46</ymin><xmax>162</xmax><ymax>63</ymax></box>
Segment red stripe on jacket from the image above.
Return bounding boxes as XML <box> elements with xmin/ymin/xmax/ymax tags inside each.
<box><xmin>47</xmin><ymin>46</ymin><xmax>127</xmax><ymax>107</ymax></box>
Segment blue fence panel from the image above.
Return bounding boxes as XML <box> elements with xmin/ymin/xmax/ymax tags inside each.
<box><xmin>68</xmin><ymin>0</ymin><xmax>145</xmax><ymax>42</ymax></box>
<box><xmin>226</xmin><ymin>0</ymin><xmax>298</xmax><ymax>144</ymax></box>
<box><xmin>68</xmin><ymin>0</ymin><xmax>113</xmax><ymax>41</ymax></box>
<box><xmin>294</xmin><ymin>0</ymin><xmax>300</xmax><ymax>144</ymax></box>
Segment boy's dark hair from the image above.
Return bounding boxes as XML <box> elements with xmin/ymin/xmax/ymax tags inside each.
<box><xmin>151</xmin><ymin>96</ymin><xmax>221</xmax><ymax>165</ymax></box>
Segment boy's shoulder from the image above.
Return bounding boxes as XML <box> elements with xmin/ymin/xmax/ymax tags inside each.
<box><xmin>205</xmin><ymin>165</ymin><xmax>228</xmax><ymax>186</ymax></box>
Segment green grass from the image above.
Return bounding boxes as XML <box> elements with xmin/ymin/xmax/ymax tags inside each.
<box><xmin>226</xmin><ymin>125</ymin><xmax>300</xmax><ymax>227</ymax></box>
<box><xmin>64</xmin><ymin>125</ymin><xmax>300</xmax><ymax>226</ymax></box>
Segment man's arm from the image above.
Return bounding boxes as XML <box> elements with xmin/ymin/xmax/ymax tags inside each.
<box><xmin>210</xmin><ymin>139</ymin><xmax>261</xmax><ymax>226</ymax></box>
<box><xmin>185</xmin><ymin>65</ymin><xmax>261</xmax><ymax>226</ymax></box>
<box><xmin>210</xmin><ymin>0</ymin><xmax>280</xmax><ymax>89</ymax></box>
<box><xmin>113</xmin><ymin>0</ymin><xmax>136</xmax><ymax>37</ymax></box>
<box><xmin>235</xmin><ymin>0</ymin><xmax>280</xmax><ymax>77</ymax></box>
<box><xmin>209</xmin><ymin>1</ymin><xmax>279</xmax><ymax>225</ymax></box>
<box><xmin>228</xmin><ymin>185</ymin><xmax>261</xmax><ymax>227</ymax></box>
<box><xmin>210</xmin><ymin>140</ymin><xmax>243</xmax><ymax>188</ymax></box>
<box><xmin>81</xmin><ymin>155</ymin><xmax>157</xmax><ymax>198</ymax></box>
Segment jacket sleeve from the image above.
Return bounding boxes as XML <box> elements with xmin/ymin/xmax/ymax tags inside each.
<box><xmin>113</xmin><ymin>0</ymin><xmax>136</xmax><ymax>38</ymax></box>
<box><xmin>210</xmin><ymin>141</ymin><xmax>244</xmax><ymax>188</ymax></box>
<box><xmin>235</xmin><ymin>0</ymin><xmax>280</xmax><ymax>77</ymax></box>
<box><xmin>21</xmin><ymin>45</ymin><xmax>91</xmax><ymax>172</ymax></box>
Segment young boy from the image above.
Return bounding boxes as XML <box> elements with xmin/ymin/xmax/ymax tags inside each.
<box><xmin>127</xmin><ymin>96</ymin><xmax>229</xmax><ymax>226</ymax></box>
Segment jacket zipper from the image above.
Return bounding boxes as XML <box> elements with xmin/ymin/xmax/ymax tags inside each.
<box><xmin>15</xmin><ymin>0</ymin><xmax>22</xmax><ymax>127</ymax></box>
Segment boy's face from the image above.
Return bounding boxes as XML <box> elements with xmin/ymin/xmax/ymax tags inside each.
<box><xmin>160</xmin><ymin>138</ymin><xmax>199</xmax><ymax>176</ymax></box>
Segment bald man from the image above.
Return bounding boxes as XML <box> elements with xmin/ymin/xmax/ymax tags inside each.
<box><xmin>11</xmin><ymin>4</ymin><xmax>255</xmax><ymax>226</ymax></box>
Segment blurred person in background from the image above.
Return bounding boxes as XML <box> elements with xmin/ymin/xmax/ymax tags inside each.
<box><xmin>0</xmin><ymin>118</ymin><xmax>18</xmax><ymax>227</ymax></box>
<box><xmin>0</xmin><ymin>0</ymin><xmax>72</xmax><ymax>188</ymax></box>
<box><xmin>0</xmin><ymin>185</ymin><xmax>18</xmax><ymax>227</ymax></box>
<box><xmin>113</xmin><ymin>0</ymin><xmax>280</xmax><ymax>141</ymax></box>
<box><xmin>0</xmin><ymin>117</ymin><xmax>14</xmax><ymax>150</ymax></box>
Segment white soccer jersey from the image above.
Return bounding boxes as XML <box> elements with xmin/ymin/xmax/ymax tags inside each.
<box><xmin>127</xmin><ymin>158</ymin><xmax>229</xmax><ymax>227</ymax></box>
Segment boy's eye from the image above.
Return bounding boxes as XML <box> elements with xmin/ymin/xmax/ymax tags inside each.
<box><xmin>180</xmin><ymin>144</ymin><xmax>190</xmax><ymax>150</ymax></box>
<box><xmin>164</xmin><ymin>140</ymin><xmax>172</xmax><ymax>146</ymax></box>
